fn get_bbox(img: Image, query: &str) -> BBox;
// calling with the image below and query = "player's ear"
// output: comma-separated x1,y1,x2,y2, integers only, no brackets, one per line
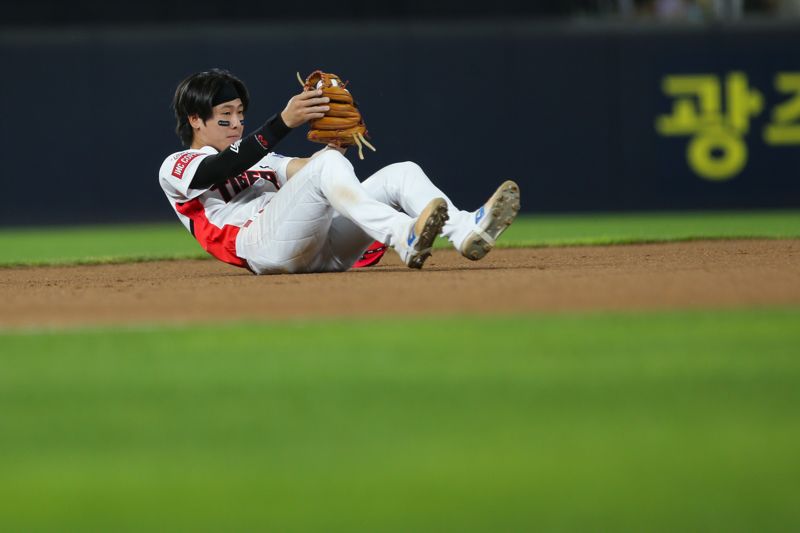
188,114,204,129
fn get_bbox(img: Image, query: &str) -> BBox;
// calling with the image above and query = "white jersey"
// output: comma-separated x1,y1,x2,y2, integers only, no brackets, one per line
158,146,292,267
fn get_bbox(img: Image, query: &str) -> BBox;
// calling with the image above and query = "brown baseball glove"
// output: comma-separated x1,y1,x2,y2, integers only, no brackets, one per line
297,70,376,160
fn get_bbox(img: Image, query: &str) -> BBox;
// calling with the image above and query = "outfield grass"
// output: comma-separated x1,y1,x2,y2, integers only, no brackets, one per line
0,223,201,267
1,309,799,531
502,209,800,246
1,209,798,266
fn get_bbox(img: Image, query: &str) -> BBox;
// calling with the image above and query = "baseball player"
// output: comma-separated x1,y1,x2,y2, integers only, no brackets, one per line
159,68,520,274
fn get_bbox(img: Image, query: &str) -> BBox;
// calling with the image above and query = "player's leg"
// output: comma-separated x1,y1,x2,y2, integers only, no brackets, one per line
359,162,471,247
235,164,337,274
358,161,520,260
318,214,375,271
324,160,461,269
311,152,449,271
238,151,447,273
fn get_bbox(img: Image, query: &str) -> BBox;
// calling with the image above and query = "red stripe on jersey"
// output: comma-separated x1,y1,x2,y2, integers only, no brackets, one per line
175,199,247,268
172,152,203,179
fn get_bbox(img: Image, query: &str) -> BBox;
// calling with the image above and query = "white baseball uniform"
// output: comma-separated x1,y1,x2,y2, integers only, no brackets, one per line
159,147,474,274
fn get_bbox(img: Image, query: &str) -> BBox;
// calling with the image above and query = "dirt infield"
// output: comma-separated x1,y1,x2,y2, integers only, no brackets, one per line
1,239,799,329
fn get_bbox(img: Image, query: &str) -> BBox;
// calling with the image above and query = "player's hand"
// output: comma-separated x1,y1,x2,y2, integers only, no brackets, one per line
281,89,330,128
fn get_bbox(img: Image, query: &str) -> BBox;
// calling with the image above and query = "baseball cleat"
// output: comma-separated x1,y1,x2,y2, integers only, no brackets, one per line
400,197,449,269
460,180,520,261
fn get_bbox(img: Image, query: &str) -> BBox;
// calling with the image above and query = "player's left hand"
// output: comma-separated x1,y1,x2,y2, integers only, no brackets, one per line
281,89,331,128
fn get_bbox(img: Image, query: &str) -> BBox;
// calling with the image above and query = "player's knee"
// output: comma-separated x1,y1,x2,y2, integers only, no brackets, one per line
317,149,351,167
392,161,425,178
314,150,353,181
392,161,431,187
316,150,359,190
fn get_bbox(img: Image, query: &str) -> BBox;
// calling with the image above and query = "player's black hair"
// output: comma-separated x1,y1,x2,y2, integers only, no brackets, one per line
172,68,250,147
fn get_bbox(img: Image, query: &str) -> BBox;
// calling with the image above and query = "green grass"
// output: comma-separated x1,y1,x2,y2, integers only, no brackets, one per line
500,209,800,247
1,210,798,267
2,309,799,531
0,223,202,267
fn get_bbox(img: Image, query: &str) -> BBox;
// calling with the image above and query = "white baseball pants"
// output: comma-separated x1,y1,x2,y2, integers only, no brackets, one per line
235,150,473,274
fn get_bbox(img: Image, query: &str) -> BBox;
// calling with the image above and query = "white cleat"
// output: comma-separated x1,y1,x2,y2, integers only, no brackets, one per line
398,197,449,269
460,180,520,261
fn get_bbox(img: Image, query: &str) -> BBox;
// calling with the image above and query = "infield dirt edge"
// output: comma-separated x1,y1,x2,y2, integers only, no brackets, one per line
1,239,798,329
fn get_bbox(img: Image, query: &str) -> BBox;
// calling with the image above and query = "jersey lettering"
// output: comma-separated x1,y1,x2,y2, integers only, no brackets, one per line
209,169,279,203
171,152,203,178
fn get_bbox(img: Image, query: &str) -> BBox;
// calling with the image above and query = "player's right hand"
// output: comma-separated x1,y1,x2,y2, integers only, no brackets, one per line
281,89,330,128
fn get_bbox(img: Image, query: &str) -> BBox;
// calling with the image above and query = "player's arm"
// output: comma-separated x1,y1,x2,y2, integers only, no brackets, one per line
189,114,290,189
190,90,330,189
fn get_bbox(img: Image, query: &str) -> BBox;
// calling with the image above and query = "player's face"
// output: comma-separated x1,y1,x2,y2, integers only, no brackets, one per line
190,98,245,151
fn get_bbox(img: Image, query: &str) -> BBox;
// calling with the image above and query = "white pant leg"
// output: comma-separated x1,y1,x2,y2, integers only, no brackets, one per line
362,162,475,245
325,161,476,267
236,151,411,274
364,162,475,248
